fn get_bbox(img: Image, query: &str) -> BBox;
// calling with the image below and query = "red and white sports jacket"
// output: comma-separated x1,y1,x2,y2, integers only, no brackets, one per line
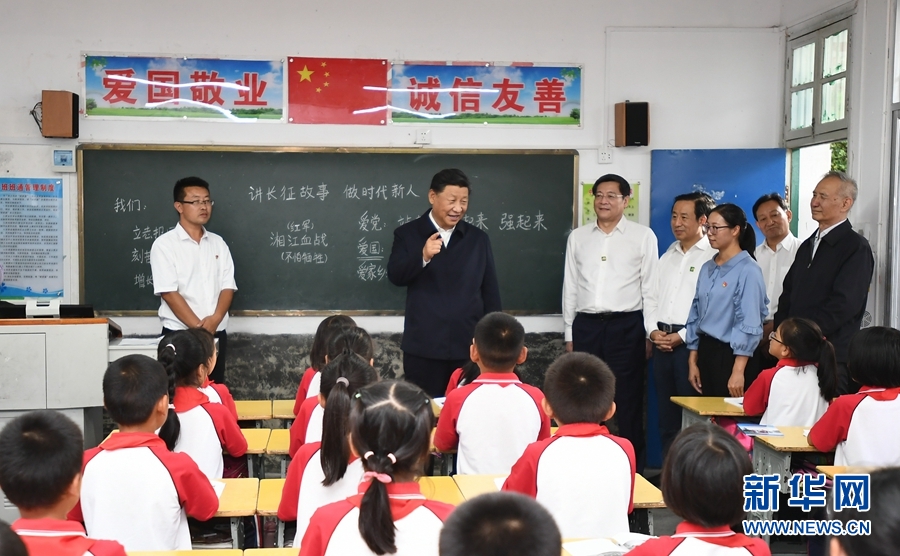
200,378,239,420
298,481,454,556
289,395,324,458
277,441,365,546
293,367,320,415
743,359,828,427
173,386,248,479
69,432,218,551
12,518,126,556
502,423,635,538
626,523,771,555
433,372,550,475
808,386,900,466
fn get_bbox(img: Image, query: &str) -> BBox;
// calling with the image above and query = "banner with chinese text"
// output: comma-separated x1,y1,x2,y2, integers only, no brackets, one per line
84,56,283,120
581,182,639,225
0,179,64,299
287,57,388,125
391,64,581,125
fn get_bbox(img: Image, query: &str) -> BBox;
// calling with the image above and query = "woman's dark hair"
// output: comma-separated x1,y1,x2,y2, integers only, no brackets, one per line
829,467,900,556
778,318,837,400
662,423,752,528
710,203,757,259
157,329,207,450
847,326,900,388
327,326,375,363
320,352,379,486
350,381,434,554
310,315,356,371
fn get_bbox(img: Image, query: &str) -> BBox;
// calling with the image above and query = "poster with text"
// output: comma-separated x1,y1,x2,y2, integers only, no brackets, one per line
581,182,639,226
0,179,64,298
84,56,283,121
391,64,581,125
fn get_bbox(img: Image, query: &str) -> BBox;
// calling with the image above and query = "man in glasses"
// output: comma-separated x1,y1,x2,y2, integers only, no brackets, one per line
150,176,237,384
562,173,658,471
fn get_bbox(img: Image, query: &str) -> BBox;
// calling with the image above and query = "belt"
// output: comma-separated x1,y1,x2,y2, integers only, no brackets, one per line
657,322,684,334
577,311,640,321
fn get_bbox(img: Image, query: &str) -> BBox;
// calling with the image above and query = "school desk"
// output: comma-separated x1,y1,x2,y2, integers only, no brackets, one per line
127,551,241,556
236,400,273,422
242,550,297,556
265,428,291,477
451,473,664,534
815,465,875,479
670,396,745,429
216,478,260,549
256,479,286,547
241,428,271,478
272,400,295,421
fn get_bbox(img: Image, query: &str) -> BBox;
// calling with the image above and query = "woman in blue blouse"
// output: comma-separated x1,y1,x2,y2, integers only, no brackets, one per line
686,204,768,397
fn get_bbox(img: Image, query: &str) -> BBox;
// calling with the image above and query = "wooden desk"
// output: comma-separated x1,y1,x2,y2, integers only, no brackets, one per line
241,428,271,478
670,396,745,429
452,473,664,534
243,550,297,556
266,429,291,477
816,465,874,479
432,399,442,418
236,400,273,421
272,400,295,421
215,478,260,549
128,551,241,556
418,476,465,505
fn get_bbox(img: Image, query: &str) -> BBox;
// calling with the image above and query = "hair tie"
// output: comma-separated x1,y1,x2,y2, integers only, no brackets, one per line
166,343,176,355
386,453,397,464
823,336,827,341
354,391,362,399
363,471,393,484
335,377,349,387
168,404,175,410
363,451,374,460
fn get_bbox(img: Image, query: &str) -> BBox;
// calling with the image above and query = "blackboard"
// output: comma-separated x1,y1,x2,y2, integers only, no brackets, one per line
79,146,577,313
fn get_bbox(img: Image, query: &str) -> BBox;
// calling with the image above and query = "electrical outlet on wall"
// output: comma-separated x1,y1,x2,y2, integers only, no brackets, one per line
415,130,432,145
598,150,612,164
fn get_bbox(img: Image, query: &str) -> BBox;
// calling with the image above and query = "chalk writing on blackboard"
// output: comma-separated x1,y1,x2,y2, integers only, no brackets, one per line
115,198,144,212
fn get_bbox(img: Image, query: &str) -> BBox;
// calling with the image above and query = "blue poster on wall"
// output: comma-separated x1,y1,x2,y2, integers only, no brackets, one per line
650,149,788,256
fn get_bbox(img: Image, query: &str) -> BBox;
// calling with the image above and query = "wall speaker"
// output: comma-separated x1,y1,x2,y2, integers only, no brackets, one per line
41,90,79,139
614,101,649,147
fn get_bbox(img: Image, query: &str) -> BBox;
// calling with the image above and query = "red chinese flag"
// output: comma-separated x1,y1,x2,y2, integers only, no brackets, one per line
288,57,388,125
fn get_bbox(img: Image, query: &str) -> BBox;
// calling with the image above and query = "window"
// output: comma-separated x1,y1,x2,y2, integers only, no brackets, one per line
785,18,851,147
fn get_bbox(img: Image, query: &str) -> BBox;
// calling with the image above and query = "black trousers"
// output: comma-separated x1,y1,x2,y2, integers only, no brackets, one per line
162,327,228,386
402,352,468,399
572,311,646,471
696,335,761,397
653,343,694,458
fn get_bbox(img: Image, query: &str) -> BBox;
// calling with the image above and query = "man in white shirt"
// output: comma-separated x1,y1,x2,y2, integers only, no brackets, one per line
647,192,716,456
563,173,658,470
752,193,801,361
150,177,237,384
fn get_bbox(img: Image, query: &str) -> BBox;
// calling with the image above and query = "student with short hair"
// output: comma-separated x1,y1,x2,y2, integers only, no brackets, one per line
503,352,635,538
434,312,550,474
828,466,900,556
743,317,836,426
300,380,454,556
626,424,770,555
0,411,126,556
291,326,376,457
158,329,247,479
279,352,379,546
809,326,900,466
189,326,238,419
69,355,218,551
439,491,561,556
294,315,358,414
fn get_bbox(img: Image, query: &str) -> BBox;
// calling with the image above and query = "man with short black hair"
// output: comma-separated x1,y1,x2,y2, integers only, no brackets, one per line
388,169,501,397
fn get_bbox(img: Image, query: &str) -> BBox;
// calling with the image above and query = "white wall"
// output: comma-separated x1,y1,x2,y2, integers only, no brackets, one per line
1,0,790,335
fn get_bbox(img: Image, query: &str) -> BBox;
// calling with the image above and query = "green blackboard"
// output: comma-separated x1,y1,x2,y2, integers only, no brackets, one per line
79,146,577,313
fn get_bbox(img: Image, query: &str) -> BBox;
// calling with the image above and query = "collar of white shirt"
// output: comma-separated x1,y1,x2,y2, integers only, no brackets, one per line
428,210,456,235
174,222,209,243
762,233,798,254
817,219,846,241
672,235,711,255
591,215,627,235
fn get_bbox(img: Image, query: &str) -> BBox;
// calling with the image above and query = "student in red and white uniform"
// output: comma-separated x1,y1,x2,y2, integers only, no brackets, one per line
293,315,357,415
443,361,479,397
439,492,562,556
190,327,239,419
158,330,248,479
744,317,836,426
0,410,127,556
434,312,550,474
809,326,900,466
626,423,770,556
503,352,635,538
70,355,218,551
290,326,376,457
279,351,379,546
300,380,454,556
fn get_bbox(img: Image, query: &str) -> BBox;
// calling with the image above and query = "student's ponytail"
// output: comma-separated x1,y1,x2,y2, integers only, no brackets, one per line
157,341,181,450
779,318,837,401
458,360,481,388
816,338,838,401
320,351,378,486
738,222,757,259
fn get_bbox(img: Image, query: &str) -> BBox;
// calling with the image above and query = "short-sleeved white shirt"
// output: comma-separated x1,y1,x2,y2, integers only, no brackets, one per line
150,222,237,331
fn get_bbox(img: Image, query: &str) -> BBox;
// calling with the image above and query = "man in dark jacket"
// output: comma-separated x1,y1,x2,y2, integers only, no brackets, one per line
775,170,874,394
388,168,502,397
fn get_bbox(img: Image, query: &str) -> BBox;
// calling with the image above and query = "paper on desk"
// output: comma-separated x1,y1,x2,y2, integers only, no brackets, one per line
432,397,446,408
562,539,627,556
724,397,744,408
609,532,653,548
493,476,509,490
737,423,784,437
114,336,164,346
803,429,810,437
211,479,226,499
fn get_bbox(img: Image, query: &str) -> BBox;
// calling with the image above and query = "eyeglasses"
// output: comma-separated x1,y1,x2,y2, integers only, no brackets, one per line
180,199,215,207
594,193,625,201
706,224,733,235
768,331,783,345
